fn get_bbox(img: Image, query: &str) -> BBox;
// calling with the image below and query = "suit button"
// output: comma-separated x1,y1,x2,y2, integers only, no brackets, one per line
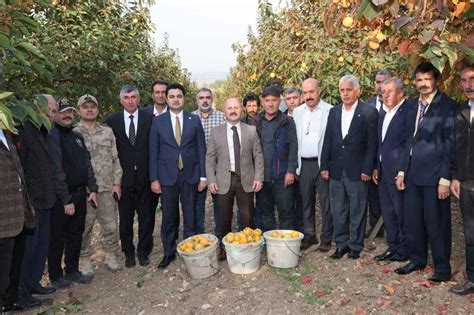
342,145,344,148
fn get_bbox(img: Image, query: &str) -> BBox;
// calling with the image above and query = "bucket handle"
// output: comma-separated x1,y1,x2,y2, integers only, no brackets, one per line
281,241,301,258
177,251,220,271
226,247,263,266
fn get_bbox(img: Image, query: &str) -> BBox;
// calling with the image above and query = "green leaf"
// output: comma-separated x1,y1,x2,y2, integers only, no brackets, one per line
431,45,443,57
0,33,12,49
462,5,474,20
441,46,458,69
0,104,16,131
17,42,45,59
418,29,435,45
11,49,31,67
431,55,447,73
359,0,381,20
16,14,39,29
0,92,14,100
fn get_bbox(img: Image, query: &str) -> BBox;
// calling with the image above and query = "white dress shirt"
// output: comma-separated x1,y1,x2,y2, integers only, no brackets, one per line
341,100,358,139
153,105,168,117
226,122,241,172
375,97,382,112
300,105,323,158
170,110,183,138
381,99,404,142
469,100,474,124
0,129,10,150
123,109,139,137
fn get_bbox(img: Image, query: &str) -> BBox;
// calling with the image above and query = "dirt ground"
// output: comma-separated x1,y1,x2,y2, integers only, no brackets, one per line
29,198,473,314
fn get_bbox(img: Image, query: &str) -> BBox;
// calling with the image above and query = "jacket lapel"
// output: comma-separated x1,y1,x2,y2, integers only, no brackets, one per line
335,105,343,140
417,91,441,131
378,110,386,143
239,123,246,158
117,112,129,146
460,102,471,123
346,102,363,138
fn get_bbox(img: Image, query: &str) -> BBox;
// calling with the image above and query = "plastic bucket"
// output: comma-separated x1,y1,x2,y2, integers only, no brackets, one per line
263,230,304,268
222,237,264,275
177,234,219,279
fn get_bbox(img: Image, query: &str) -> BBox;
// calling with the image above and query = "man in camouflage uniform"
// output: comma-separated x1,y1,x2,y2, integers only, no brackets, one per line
74,94,122,276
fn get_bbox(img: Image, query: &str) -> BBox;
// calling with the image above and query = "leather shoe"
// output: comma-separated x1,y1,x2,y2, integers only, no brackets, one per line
348,250,360,259
138,255,150,266
157,254,176,269
394,263,423,275
374,251,394,261
218,247,226,261
300,237,318,251
389,253,408,262
330,247,349,259
318,241,331,252
449,280,474,295
13,295,42,310
125,255,136,268
31,285,57,295
1,304,13,312
429,272,451,282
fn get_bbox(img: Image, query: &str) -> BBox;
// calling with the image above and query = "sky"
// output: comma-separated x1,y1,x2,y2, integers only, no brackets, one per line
150,0,259,78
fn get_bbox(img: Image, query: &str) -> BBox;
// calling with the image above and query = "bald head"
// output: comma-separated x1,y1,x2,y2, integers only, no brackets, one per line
302,78,321,109
223,98,242,124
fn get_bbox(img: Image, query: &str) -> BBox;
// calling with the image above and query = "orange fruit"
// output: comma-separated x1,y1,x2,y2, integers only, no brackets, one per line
342,16,353,28
291,231,300,238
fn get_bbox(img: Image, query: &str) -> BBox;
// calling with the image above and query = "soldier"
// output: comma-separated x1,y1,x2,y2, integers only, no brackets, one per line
74,94,122,277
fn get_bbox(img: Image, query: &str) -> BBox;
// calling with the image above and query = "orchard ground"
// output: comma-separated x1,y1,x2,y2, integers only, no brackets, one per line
30,197,472,314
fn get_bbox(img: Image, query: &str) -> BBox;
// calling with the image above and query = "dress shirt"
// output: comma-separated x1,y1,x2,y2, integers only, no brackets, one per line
153,105,167,117
381,99,404,142
375,96,382,112
170,110,183,138
0,129,9,150
469,100,474,124
192,109,226,145
226,122,241,172
300,104,323,158
123,109,138,137
341,100,358,139
413,90,437,136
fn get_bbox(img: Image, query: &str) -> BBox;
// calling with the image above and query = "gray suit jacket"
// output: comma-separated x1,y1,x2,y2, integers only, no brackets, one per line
206,123,264,194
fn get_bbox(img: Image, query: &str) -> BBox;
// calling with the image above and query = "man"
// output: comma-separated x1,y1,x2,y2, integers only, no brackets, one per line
106,85,157,268
75,94,122,277
365,69,392,238
150,83,206,269
265,79,287,112
143,80,168,116
394,62,457,282
372,78,408,262
11,95,57,311
450,64,474,295
320,75,378,259
206,98,264,261
241,92,261,124
293,78,333,251
283,87,301,117
47,98,98,287
192,88,225,235
251,86,298,231
0,127,34,313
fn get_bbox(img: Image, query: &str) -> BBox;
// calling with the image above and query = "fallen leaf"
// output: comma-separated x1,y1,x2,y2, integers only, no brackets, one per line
399,39,411,55
355,306,366,314
383,284,396,295
468,295,474,303
340,298,350,306
354,261,364,270
424,266,433,274
314,291,325,297
302,275,313,284
381,268,391,273
413,279,432,288
438,305,448,312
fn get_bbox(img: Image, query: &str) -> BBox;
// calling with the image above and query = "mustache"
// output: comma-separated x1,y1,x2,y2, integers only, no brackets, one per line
306,98,314,101
229,112,238,116
464,89,474,93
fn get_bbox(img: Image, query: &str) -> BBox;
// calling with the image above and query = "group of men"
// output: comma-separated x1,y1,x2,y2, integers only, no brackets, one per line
1,61,474,313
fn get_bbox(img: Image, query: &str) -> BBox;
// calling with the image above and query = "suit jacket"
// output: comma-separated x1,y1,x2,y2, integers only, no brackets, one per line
376,101,407,183
106,109,154,189
366,96,378,109
142,104,154,116
320,100,378,181
401,91,457,186
292,100,332,171
149,111,206,186
0,130,34,238
452,102,474,181
206,123,264,194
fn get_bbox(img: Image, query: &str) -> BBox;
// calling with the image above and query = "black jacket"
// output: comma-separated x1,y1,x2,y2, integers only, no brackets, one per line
452,102,474,181
13,121,56,210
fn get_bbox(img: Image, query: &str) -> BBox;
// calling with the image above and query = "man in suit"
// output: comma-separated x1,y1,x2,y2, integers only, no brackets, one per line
450,64,474,295
149,83,206,269
394,62,457,282
320,75,378,259
0,128,34,312
364,69,391,238
206,98,264,261
106,85,158,268
294,78,333,251
284,87,301,117
372,78,408,262
143,80,168,116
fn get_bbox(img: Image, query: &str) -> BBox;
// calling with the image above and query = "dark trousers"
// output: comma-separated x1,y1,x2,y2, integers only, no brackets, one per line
292,180,304,233
195,189,220,235
366,181,382,230
404,174,451,273
378,176,406,255
258,179,294,231
298,159,332,242
5,230,26,305
460,187,474,281
216,173,255,238
48,192,87,281
329,172,368,251
19,209,51,298
119,185,158,257
237,196,262,231
160,171,197,256
0,237,15,307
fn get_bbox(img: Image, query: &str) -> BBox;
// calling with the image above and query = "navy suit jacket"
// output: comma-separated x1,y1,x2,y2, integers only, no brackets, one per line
401,91,457,186
377,101,407,183
142,104,154,116
320,101,378,181
149,111,206,186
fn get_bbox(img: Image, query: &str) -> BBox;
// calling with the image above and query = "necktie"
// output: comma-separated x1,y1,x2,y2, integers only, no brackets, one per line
417,101,428,126
175,116,183,170
129,115,136,146
231,126,240,175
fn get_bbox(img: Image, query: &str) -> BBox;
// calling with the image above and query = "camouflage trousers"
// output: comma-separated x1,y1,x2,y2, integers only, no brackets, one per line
80,191,120,257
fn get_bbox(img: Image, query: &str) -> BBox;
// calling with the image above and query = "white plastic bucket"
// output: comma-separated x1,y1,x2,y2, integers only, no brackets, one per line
222,237,264,275
263,230,304,268
177,234,219,279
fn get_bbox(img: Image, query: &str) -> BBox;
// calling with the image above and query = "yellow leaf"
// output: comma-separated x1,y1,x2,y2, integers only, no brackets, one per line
383,284,396,295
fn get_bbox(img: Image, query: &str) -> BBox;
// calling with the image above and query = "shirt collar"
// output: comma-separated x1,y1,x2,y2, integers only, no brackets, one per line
382,99,404,113
468,100,474,108
124,109,138,119
227,121,240,129
342,100,358,112
303,102,321,112
154,105,167,116
420,90,437,105
170,110,183,119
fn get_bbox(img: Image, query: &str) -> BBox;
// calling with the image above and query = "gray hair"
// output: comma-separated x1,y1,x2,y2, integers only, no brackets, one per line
283,87,301,96
339,75,360,89
40,94,57,109
383,77,404,93
376,68,393,78
119,84,139,99
196,87,213,96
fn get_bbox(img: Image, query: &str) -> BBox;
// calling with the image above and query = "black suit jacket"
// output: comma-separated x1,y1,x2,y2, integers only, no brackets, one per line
320,101,378,181
106,109,154,189
452,101,474,181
